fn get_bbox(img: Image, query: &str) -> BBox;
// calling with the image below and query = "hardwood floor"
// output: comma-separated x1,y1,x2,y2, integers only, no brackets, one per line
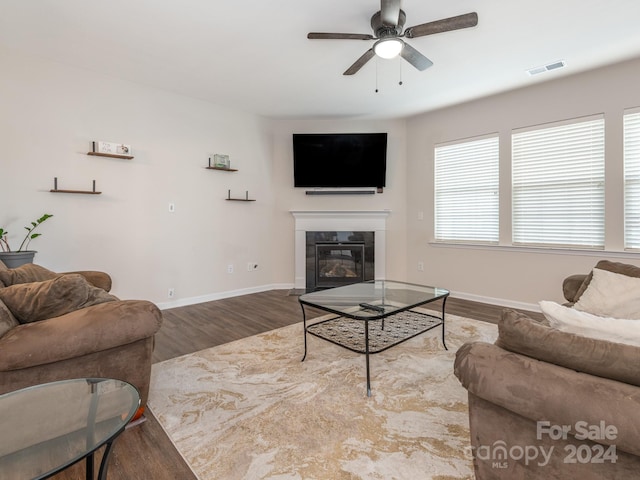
152,290,325,364
51,290,543,480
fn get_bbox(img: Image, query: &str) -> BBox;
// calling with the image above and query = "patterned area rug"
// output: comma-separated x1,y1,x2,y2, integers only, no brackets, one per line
148,310,498,480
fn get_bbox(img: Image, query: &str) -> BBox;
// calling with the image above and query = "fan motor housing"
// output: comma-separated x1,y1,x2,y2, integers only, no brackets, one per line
371,9,406,37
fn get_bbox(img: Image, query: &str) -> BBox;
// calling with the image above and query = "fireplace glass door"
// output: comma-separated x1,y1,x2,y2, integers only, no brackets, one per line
315,243,365,288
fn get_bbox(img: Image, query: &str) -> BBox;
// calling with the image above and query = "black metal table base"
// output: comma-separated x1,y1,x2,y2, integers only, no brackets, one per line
301,299,448,396
85,436,119,480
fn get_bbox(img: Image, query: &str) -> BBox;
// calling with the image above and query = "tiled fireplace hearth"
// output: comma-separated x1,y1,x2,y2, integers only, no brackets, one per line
291,210,390,290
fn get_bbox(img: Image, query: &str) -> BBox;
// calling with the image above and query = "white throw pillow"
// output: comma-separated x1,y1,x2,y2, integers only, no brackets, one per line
539,300,640,347
573,267,640,319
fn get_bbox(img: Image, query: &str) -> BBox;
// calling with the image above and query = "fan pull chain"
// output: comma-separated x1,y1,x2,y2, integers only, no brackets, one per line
399,58,403,86
375,57,379,93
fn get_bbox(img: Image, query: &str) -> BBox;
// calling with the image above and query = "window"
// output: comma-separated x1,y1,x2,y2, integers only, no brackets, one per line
624,110,640,249
512,116,605,248
434,135,499,243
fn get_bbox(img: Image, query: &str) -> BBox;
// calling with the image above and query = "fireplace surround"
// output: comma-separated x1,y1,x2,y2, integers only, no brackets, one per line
291,210,390,290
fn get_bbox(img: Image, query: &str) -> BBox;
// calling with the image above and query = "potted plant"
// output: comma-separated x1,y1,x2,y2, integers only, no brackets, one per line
0,214,53,268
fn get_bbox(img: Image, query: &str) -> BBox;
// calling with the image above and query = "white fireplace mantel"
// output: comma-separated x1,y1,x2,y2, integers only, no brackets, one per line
291,210,390,289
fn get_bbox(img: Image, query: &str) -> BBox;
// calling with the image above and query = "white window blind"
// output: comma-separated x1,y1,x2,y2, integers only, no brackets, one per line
434,136,499,243
624,110,640,249
512,117,605,248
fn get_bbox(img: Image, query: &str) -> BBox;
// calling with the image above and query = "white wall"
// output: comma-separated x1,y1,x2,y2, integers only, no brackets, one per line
406,56,640,309
6,46,639,312
0,49,409,308
0,49,276,306
268,118,408,285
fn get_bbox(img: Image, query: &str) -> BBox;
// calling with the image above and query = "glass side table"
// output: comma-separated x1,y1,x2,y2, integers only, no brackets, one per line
0,378,140,480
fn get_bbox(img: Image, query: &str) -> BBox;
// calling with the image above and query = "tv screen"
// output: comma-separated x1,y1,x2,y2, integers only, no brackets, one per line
293,133,387,188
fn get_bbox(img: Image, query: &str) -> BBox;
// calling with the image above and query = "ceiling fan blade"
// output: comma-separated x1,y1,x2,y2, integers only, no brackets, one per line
343,48,375,75
380,0,401,26
404,12,478,38
400,41,433,71
308,32,374,40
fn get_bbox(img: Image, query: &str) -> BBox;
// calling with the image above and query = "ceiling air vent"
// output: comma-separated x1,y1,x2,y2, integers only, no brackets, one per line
526,60,566,76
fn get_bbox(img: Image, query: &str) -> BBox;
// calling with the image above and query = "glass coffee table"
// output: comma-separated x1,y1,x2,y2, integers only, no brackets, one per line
0,378,140,480
299,280,449,396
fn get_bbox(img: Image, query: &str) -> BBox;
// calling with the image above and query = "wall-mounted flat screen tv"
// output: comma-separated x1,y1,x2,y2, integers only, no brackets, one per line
293,133,387,188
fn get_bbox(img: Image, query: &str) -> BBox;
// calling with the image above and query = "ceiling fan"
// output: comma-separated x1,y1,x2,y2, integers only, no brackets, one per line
307,0,478,75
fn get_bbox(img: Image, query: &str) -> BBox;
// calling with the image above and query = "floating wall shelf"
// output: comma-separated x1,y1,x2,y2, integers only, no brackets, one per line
206,166,238,172
226,190,255,202
51,189,102,195
50,177,102,195
87,151,133,160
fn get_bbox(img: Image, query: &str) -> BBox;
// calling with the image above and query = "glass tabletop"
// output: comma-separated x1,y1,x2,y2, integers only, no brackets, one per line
0,378,140,480
299,280,449,319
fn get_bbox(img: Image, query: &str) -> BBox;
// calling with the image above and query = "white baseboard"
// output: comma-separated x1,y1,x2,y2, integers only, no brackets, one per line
156,283,295,310
449,290,541,313
156,283,539,314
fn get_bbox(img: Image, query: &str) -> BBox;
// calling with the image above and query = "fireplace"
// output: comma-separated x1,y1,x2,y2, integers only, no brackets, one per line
306,231,374,290
291,210,390,291
316,243,364,287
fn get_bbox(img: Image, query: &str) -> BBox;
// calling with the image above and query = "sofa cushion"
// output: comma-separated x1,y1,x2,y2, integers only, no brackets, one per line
0,263,58,287
562,273,588,304
572,268,640,319
64,270,113,292
0,274,118,324
0,259,7,288
574,260,640,301
0,299,19,337
496,309,640,387
0,299,162,371
540,300,640,346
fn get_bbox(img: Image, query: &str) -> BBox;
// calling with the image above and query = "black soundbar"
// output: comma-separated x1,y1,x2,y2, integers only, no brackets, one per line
305,190,376,195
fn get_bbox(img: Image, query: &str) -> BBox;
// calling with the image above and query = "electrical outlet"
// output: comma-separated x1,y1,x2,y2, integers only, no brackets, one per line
168,288,175,298
227,264,234,274
417,261,424,272
247,262,258,271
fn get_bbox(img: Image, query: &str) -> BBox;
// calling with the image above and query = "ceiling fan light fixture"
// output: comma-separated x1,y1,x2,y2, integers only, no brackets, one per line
373,38,403,59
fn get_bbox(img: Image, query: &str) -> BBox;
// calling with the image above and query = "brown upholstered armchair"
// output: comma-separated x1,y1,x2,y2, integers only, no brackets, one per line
0,261,163,418
454,261,640,479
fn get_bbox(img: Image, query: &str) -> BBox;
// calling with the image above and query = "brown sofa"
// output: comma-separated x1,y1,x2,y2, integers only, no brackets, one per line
454,261,640,479
0,261,163,417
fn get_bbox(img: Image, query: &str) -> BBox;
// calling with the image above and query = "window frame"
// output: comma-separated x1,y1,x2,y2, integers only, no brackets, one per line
624,107,640,250
433,133,500,245
511,115,605,250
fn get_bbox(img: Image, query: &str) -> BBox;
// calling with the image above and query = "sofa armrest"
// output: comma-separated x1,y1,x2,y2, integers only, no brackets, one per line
0,300,162,371
63,270,112,292
454,341,640,457
562,274,587,303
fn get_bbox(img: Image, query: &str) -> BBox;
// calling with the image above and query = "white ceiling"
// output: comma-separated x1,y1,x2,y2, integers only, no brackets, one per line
2,0,640,120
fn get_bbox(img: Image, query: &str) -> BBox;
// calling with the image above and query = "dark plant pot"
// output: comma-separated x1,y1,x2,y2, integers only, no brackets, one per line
0,251,37,268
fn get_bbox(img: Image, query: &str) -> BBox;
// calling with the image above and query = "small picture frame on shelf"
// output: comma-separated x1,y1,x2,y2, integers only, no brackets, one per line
212,154,230,169
92,140,132,156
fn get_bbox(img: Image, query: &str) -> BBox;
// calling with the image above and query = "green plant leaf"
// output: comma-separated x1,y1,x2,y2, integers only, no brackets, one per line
16,213,54,252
